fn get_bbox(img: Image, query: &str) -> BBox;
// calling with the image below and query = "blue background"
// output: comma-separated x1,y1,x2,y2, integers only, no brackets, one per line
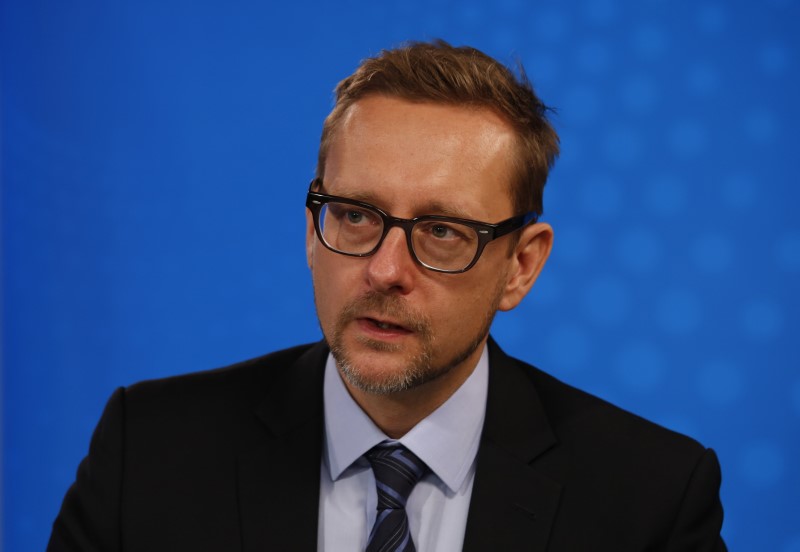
3,0,798,550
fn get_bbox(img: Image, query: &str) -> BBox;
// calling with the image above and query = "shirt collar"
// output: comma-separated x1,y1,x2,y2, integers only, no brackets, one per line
323,346,489,494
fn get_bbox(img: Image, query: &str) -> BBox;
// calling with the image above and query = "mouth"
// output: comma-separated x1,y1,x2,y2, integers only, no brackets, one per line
357,316,413,336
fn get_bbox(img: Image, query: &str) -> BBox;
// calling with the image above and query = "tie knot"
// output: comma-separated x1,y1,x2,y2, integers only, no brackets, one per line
366,443,429,509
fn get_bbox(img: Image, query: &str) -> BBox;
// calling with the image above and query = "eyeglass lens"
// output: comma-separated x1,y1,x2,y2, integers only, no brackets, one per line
318,202,480,271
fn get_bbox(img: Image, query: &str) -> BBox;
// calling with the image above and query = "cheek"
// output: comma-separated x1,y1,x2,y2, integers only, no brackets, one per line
429,274,498,323
453,265,509,315
311,256,334,322
305,212,317,269
312,252,360,322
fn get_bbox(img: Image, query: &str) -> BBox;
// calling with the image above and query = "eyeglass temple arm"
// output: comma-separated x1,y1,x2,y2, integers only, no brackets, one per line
493,212,539,239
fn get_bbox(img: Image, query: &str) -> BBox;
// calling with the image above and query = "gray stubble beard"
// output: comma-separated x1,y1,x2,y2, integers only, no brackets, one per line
326,285,503,395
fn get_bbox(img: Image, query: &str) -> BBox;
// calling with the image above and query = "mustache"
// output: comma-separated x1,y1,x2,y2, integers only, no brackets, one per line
339,292,432,335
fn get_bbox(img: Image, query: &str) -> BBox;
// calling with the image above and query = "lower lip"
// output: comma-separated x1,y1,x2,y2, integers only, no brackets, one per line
355,318,413,339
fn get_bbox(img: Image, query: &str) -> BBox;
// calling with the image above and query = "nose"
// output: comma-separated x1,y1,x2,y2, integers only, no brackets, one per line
365,227,417,294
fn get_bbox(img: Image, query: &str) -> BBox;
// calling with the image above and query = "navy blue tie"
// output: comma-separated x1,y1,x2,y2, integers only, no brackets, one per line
365,443,429,552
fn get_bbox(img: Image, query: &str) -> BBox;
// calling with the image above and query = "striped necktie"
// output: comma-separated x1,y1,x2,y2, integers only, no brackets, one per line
365,443,430,552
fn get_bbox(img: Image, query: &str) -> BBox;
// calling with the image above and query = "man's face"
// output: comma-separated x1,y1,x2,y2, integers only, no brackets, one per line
307,96,540,397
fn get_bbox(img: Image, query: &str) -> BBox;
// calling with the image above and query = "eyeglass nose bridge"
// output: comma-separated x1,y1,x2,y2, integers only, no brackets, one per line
369,214,423,262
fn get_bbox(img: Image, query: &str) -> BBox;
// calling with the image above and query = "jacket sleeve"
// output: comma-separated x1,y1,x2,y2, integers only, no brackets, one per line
665,447,727,552
47,387,126,552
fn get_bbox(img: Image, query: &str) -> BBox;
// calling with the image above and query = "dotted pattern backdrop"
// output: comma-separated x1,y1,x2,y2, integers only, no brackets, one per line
3,1,798,550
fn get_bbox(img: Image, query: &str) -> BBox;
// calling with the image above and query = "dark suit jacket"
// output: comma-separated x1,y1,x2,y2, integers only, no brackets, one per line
49,338,726,551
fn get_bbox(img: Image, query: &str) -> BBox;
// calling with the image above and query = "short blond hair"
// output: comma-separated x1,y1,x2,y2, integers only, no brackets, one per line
316,39,559,216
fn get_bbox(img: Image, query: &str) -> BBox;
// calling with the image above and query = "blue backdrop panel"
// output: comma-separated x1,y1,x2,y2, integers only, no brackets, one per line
3,1,798,550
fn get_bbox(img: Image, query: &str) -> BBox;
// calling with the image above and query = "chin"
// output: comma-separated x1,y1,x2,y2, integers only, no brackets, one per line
333,344,438,395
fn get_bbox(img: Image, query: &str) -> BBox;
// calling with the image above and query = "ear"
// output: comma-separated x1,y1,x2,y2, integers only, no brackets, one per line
305,209,316,269
498,222,553,311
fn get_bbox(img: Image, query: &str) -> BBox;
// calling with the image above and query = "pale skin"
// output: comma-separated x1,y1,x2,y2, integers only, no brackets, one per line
307,95,553,438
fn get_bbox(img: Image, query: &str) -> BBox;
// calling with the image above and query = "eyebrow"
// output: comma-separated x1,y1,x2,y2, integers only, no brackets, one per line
330,188,477,220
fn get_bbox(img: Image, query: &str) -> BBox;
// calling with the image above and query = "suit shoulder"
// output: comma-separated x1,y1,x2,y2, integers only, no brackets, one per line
512,354,707,458
485,343,725,548
124,341,324,406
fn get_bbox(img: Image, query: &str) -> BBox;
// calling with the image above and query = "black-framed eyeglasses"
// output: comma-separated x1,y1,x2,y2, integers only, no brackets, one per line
305,179,538,273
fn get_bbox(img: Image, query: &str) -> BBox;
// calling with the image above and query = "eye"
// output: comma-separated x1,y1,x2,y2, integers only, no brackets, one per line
327,203,376,225
346,210,364,223
431,224,454,239
421,221,470,242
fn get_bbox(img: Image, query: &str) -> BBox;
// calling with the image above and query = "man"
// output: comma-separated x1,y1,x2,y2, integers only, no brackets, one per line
49,40,726,551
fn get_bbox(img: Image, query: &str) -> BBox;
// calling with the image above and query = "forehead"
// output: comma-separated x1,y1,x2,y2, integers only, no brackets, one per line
323,96,517,220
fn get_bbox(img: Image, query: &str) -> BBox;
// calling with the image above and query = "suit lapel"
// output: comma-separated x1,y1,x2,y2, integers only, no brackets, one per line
234,338,562,550
462,338,562,552
237,341,329,552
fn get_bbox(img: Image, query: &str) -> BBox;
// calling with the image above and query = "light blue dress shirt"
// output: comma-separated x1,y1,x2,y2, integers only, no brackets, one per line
317,346,489,551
